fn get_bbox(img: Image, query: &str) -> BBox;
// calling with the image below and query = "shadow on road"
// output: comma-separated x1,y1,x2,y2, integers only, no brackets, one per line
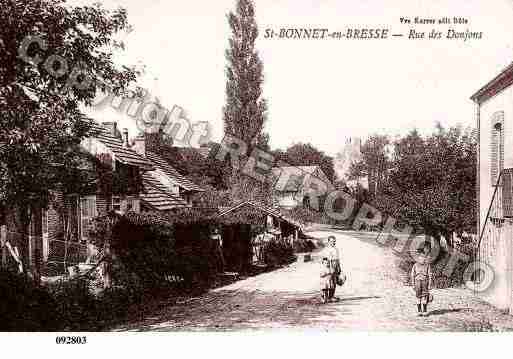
427,308,469,316
113,288,382,331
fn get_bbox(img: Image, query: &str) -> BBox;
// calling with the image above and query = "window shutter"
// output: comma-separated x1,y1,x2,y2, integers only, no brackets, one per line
491,111,504,185
491,127,498,184
503,169,513,218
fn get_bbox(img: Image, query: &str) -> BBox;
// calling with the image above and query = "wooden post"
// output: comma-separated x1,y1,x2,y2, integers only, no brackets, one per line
28,205,42,284
1,225,6,269
103,241,112,289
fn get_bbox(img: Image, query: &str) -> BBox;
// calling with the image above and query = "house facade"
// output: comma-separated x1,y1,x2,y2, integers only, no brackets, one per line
2,121,154,275
272,165,334,209
472,62,513,312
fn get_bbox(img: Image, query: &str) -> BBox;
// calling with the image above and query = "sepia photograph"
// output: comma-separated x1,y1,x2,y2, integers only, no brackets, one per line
2,0,513,353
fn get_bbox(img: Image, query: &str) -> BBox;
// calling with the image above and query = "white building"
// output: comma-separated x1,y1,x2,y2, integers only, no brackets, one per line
272,165,334,209
472,62,513,312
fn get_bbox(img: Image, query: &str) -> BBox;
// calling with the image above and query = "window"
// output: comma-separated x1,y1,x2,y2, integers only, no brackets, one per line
126,198,133,211
42,209,48,235
42,209,49,262
491,111,504,186
80,196,97,243
112,196,121,213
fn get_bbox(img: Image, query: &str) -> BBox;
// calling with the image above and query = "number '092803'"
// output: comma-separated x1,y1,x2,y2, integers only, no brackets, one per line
55,336,87,344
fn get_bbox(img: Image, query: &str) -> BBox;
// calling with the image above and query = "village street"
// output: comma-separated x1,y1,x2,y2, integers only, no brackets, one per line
113,231,513,332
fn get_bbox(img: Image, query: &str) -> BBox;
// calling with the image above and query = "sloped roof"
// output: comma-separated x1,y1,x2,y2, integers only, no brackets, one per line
88,122,154,171
145,151,204,192
272,165,331,192
140,172,188,210
218,200,302,229
471,62,513,104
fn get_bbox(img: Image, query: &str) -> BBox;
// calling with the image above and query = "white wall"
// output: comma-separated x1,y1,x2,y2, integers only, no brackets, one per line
276,192,301,208
478,84,513,310
479,85,513,229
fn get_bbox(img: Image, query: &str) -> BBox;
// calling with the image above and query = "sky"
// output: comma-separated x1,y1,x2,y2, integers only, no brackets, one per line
78,0,513,156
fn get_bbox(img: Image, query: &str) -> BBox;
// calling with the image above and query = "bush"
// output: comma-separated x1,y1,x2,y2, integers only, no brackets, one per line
0,270,60,331
49,277,99,330
90,211,219,290
171,243,218,288
400,245,474,289
284,206,335,226
293,238,316,253
263,240,295,267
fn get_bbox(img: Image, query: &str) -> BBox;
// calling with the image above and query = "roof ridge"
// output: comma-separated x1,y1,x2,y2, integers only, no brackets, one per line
145,150,204,192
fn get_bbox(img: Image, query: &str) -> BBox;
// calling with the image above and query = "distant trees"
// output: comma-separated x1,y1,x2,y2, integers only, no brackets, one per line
372,125,477,246
349,134,391,199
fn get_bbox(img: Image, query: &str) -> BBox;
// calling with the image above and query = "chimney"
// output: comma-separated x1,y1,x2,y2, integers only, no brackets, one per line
146,129,166,152
134,135,146,157
102,121,119,138
122,128,129,148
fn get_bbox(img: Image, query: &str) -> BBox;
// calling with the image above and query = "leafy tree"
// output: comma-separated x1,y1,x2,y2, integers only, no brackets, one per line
0,0,137,280
349,134,391,199
223,0,272,203
376,125,477,246
223,0,268,154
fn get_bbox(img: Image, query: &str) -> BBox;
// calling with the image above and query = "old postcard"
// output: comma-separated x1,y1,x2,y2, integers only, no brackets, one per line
1,0,513,354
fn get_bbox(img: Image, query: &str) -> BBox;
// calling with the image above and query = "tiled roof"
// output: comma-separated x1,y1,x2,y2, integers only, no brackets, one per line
471,62,513,104
271,166,315,192
140,172,188,210
88,122,154,171
146,151,204,192
218,200,302,229
272,165,333,192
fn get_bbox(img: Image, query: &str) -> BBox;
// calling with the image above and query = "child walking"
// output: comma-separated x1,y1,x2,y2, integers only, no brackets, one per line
411,242,433,316
320,257,334,304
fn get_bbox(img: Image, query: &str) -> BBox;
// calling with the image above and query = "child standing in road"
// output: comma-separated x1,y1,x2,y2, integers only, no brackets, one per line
320,257,334,304
411,242,434,316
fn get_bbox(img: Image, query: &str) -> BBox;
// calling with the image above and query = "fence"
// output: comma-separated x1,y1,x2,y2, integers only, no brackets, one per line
46,239,88,276
1,226,87,276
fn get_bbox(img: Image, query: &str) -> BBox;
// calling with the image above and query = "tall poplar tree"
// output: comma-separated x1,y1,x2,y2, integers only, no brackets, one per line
223,0,268,153
222,0,271,204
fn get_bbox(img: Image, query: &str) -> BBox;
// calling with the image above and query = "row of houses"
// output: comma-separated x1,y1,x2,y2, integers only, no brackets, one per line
1,120,312,277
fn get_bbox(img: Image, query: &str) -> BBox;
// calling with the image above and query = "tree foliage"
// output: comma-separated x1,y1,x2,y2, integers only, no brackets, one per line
376,125,477,244
222,0,273,204
348,134,391,198
0,0,138,276
222,0,268,152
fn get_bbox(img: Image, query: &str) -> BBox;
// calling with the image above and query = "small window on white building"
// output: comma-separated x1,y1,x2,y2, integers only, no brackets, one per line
491,111,504,186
